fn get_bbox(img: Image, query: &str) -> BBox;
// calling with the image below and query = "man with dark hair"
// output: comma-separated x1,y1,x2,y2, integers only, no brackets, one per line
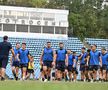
66,49,76,82
78,47,88,82
54,42,68,81
0,36,15,81
10,42,20,80
17,42,31,80
100,47,108,82
40,42,55,82
106,50,108,82
73,51,78,81
87,44,102,82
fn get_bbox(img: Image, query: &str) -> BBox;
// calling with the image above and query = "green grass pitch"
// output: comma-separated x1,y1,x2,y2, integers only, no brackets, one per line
0,80,108,90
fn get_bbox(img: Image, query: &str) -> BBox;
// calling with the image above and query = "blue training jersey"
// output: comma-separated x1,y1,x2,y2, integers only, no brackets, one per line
42,47,53,61
56,49,67,61
12,48,20,61
79,52,87,65
18,49,29,64
68,54,75,66
89,50,100,65
101,52,108,65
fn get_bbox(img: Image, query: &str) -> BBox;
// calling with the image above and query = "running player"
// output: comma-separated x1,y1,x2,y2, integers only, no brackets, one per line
40,42,55,81
73,51,78,81
87,44,102,82
10,42,20,80
100,47,108,82
0,36,15,81
17,42,31,80
107,50,108,82
66,49,76,82
54,42,68,81
78,47,88,81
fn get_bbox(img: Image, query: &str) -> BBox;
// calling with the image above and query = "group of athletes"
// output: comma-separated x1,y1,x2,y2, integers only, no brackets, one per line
0,36,34,81
0,36,108,82
40,42,108,82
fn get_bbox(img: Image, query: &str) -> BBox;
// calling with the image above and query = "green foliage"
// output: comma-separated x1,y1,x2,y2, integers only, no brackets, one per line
30,0,47,8
68,0,108,40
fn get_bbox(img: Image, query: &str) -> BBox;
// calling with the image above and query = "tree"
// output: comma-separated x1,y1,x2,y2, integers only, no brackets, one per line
0,0,107,39
30,0,48,8
68,0,108,39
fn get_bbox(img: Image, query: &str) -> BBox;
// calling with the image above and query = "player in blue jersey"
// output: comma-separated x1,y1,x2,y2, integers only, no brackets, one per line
87,44,102,82
73,51,79,81
40,42,55,82
100,47,108,82
10,42,20,80
78,47,88,81
66,49,76,82
54,42,68,81
17,42,31,80
106,49,108,82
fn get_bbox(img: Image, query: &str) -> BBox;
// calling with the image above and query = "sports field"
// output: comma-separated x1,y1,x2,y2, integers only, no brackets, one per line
0,80,108,90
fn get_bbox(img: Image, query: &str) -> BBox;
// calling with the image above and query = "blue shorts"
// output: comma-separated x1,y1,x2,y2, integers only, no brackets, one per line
20,63,28,68
89,65,99,71
12,61,19,67
56,61,65,72
101,65,107,70
80,64,89,71
43,61,52,68
107,66,108,72
67,65,72,72
67,65,76,72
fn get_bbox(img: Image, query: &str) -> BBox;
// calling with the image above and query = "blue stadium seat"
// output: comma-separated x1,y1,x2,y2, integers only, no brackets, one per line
1,37,107,79
86,38,108,50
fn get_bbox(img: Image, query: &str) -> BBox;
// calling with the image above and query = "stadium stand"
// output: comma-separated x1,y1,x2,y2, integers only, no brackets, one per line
0,37,108,79
85,38,108,50
0,37,84,79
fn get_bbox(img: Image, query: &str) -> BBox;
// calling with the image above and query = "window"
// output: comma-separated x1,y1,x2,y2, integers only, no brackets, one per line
43,26,54,34
16,25,28,32
30,26,41,33
3,24,15,32
55,27,67,34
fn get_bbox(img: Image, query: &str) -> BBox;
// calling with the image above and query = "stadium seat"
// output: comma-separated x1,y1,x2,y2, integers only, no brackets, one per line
1,37,107,79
